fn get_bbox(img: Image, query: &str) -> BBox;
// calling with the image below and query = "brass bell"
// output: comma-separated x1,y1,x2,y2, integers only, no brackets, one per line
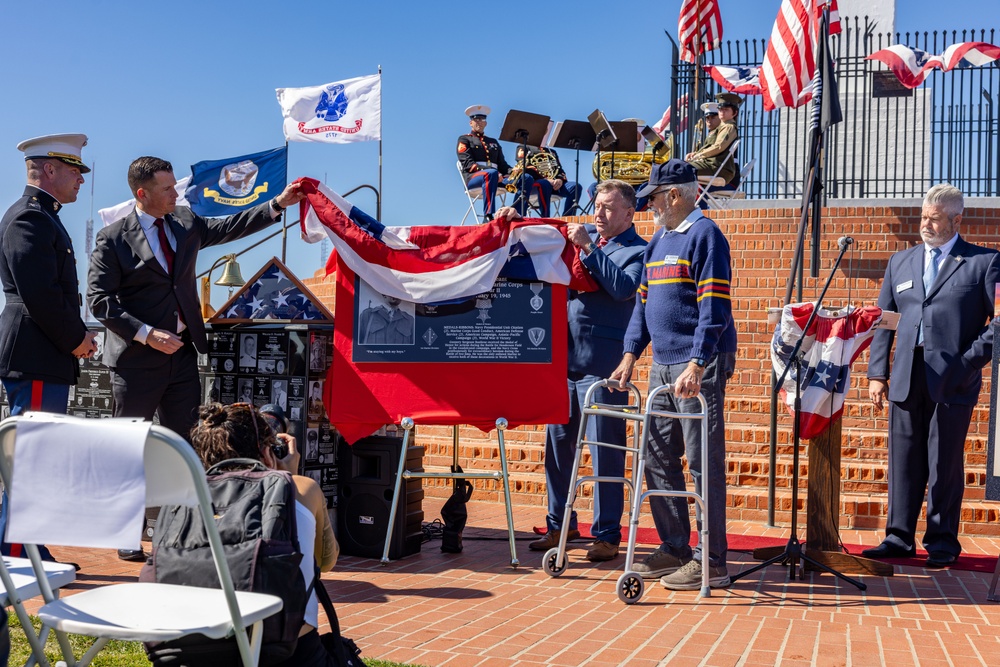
215,255,245,287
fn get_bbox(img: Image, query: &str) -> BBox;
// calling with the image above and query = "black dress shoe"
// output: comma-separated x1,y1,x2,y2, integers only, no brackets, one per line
861,542,916,559
117,548,147,562
926,551,957,568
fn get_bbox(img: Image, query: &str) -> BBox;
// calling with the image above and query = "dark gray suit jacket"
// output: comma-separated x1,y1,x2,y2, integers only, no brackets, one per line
568,225,647,378
88,203,276,370
867,235,1000,405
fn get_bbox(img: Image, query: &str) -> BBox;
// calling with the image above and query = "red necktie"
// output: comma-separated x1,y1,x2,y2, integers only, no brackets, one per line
597,237,608,248
153,218,174,274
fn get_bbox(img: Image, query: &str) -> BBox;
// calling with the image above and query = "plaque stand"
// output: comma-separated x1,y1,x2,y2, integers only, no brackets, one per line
381,418,519,568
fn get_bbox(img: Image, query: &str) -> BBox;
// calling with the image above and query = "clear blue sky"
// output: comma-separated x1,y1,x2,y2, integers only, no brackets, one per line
0,0,993,313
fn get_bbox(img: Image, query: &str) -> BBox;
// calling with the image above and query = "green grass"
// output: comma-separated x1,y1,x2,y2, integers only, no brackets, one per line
7,613,429,666
8,612,148,666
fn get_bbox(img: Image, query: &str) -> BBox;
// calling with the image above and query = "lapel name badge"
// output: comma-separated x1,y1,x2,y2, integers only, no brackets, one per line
896,280,913,293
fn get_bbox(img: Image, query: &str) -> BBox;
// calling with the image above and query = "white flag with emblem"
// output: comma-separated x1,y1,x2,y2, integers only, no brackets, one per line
276,74,381,144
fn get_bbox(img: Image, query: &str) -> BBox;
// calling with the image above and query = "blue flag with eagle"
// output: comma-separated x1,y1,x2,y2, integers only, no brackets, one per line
184,146,287,217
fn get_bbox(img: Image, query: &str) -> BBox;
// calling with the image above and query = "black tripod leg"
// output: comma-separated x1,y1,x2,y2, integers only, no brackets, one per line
729,549,793,582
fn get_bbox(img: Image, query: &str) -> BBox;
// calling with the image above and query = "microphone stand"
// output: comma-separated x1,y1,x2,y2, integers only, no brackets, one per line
729,238,866,590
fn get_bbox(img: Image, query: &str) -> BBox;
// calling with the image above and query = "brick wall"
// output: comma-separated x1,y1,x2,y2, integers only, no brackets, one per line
303,204,1000,535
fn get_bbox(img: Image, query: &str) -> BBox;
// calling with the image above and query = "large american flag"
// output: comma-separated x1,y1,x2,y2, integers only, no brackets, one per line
678,0,723,63
760,0,841,111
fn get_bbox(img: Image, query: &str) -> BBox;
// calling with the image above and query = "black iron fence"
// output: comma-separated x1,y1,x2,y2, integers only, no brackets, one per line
670,17,999,199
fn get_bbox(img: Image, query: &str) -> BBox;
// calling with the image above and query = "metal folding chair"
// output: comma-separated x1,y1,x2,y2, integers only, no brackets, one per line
0,556,76,667
703,158,756,209
457,161,506,225
0,414,283,667
695,138,741,209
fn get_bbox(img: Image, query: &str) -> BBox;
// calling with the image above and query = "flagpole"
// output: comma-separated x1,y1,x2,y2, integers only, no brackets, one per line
378,65,383,221
691,1,704,153
282,140,289,265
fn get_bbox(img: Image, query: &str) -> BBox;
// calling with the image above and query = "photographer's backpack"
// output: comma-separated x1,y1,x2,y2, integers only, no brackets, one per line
140,459,308,666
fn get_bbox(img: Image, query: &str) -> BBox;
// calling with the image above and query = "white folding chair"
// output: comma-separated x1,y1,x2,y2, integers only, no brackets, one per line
0,556,76,667
457,161,506,225
703,158,756,209
0,415,283,667
695,138,741,208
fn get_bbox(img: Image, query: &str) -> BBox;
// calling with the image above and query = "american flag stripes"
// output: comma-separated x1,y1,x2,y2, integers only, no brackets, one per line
678,0,723,63
760,0,841,111
772,303,882,439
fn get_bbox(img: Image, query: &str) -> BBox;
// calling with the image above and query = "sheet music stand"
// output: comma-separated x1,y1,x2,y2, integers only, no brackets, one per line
641,126,669,158
500,110,551,213
381,418,520,568
549,120,597,216
588,111,638,184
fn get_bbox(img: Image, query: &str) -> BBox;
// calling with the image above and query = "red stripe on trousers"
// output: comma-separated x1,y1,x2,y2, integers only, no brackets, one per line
10,381,47,556
30,380,44,410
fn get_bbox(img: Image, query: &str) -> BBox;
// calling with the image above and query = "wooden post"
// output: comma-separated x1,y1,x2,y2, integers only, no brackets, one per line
805,415,893,576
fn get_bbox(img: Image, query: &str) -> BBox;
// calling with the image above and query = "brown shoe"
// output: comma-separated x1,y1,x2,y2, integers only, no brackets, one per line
528,528,581,551
586,540,620,562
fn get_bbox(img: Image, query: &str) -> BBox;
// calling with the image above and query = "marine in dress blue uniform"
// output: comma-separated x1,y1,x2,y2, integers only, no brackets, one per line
0,133,98,560
457,105,533,219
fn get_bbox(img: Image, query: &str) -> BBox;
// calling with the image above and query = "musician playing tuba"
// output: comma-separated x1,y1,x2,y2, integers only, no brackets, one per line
457,105,534,221
685,94,741,189
514,145,584,218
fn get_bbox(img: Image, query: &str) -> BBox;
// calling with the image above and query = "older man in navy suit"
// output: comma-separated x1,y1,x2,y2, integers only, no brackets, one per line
502,180,647,561
865,184,1000,568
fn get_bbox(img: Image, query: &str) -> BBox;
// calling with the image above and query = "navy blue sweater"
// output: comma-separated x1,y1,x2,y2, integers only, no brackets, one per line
623,212,737,365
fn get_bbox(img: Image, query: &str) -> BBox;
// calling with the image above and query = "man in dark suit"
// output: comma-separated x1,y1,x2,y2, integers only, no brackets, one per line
506,180,647,561
865,184,1000,568
88,156,303,559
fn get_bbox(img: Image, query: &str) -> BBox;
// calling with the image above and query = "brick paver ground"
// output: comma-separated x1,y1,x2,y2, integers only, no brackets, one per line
36,496,1000,667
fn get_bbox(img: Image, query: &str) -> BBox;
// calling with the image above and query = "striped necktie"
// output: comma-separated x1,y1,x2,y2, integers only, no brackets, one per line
918,247,941,345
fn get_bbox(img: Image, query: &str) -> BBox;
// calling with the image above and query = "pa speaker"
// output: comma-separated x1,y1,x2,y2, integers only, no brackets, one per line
337,436,424,560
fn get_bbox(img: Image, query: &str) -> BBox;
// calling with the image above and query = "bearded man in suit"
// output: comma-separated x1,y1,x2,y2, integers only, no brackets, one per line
865,183,1000,568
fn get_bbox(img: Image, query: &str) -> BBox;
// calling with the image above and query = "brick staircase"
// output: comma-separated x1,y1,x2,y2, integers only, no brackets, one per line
303,204,1000,538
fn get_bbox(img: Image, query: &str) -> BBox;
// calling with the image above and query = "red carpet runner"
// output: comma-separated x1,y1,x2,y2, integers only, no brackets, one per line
532,525,998,574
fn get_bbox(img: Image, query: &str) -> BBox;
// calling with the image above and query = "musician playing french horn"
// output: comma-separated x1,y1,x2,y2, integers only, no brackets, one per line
685,93,741,187
514,145,584,218
457,105,534,220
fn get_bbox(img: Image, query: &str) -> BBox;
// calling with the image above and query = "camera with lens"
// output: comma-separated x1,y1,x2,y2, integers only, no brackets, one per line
259,403,290,460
